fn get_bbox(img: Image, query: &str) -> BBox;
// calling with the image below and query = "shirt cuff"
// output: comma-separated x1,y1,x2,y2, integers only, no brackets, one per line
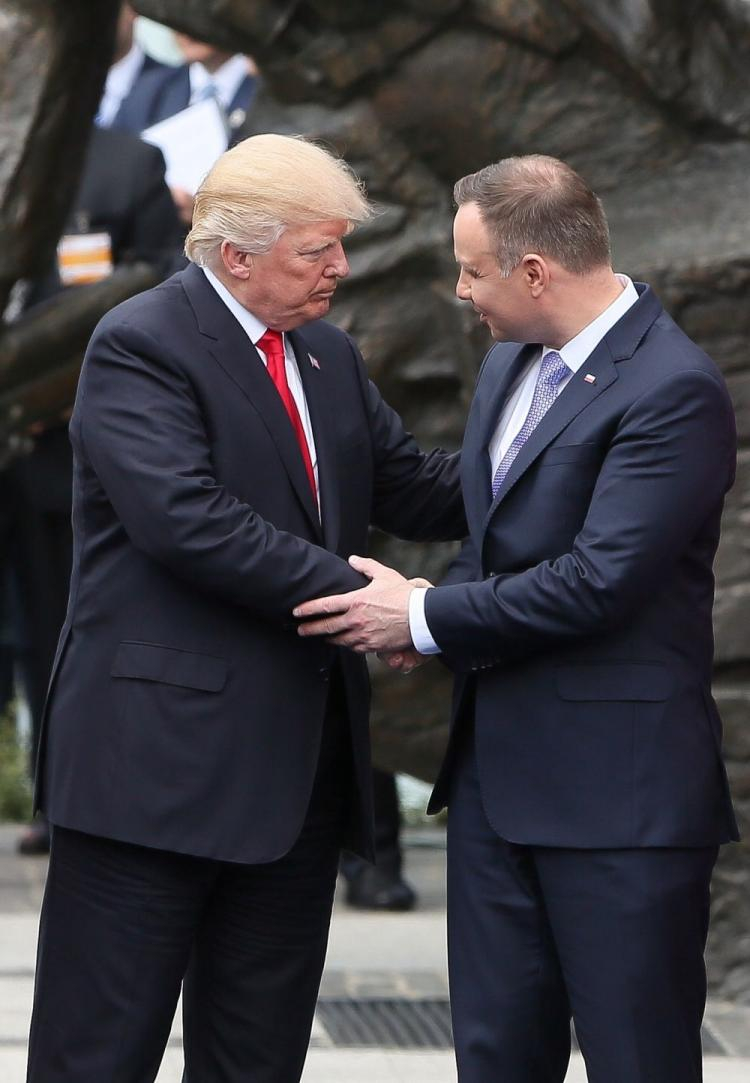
408,587,441,655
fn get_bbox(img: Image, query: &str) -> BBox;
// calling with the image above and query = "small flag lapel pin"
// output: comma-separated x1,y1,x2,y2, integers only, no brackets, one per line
584,373,596,384
309,354,321,370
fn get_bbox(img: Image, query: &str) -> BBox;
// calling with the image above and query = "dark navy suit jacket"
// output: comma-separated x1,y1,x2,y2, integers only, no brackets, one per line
36,263,464,864
109,54,168,133
427,284,738,849
115,63,256,144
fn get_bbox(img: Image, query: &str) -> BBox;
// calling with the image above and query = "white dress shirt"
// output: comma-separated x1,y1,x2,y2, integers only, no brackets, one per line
96,44,147,128
409,274,640,654
202,267,320,510
188,55,250,111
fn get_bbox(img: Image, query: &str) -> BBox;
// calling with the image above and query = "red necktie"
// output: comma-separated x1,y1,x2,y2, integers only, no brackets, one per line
257,330,317,501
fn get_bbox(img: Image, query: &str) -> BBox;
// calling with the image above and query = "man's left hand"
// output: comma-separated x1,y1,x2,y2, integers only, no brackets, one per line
293,555,424,652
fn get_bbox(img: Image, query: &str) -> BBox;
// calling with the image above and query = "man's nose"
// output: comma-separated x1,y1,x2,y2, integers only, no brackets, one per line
326,243,349,279
456,269,471,300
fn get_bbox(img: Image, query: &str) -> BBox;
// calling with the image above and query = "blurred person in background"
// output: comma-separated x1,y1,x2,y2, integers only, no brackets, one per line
96,2,168,131
117,32,258,225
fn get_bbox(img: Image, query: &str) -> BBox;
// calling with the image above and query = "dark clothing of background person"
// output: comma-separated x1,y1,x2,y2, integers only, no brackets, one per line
116,60,257,146
27,124,184,305
0,474,18,714
106,52,167,132
341,768,417,910
6,125,182,851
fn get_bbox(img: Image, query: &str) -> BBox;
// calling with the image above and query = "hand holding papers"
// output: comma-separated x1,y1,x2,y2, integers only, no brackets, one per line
141,97,229,195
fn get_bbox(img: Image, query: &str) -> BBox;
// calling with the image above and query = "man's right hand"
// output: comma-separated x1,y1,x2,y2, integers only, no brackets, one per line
378,574,432,672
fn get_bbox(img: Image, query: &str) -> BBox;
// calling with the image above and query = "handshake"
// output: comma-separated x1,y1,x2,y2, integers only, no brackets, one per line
293,555,433,675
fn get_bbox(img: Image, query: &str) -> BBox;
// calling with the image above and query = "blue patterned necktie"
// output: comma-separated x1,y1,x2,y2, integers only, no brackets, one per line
491,350,570,497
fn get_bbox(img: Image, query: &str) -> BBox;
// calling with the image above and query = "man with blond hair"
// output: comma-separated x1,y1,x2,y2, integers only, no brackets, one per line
295,154,739,1081
26,134,464,1083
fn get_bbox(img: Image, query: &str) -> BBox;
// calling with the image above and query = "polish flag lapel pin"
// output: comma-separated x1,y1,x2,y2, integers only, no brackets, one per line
584,373,596,384
309,354,321,370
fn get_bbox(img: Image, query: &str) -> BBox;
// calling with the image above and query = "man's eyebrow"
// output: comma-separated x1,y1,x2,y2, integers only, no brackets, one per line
298,241,334,253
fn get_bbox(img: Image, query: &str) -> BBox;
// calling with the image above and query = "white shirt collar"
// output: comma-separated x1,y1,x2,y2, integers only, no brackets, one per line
546,274,639,373
189,55,250,110
202,266,273,346
97,44,145,127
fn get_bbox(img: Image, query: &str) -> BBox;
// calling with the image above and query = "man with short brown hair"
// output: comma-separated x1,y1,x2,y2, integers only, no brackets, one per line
296,153,738,1082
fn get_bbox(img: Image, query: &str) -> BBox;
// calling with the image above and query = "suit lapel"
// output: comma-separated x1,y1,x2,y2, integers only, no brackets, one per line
181,265,322,540
467,344,536,532
289,329,341,552
480,282,662,531
482,341,618,532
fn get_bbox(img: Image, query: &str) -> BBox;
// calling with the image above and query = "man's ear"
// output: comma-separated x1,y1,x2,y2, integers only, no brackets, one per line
520,253,549,298
220,240,253,280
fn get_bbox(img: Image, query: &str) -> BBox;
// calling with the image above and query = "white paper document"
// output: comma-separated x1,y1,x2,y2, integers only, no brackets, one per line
141,98,229,194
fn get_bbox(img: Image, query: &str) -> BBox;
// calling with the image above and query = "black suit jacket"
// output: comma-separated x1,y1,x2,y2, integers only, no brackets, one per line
36,263,465,863
74,126,183,272
27,125,183,310
109,54,167,133
427,285,738,849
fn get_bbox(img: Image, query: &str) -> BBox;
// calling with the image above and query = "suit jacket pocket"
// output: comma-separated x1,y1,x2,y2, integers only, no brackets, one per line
110,641,227,693
556,663,671,701
537,442,600,467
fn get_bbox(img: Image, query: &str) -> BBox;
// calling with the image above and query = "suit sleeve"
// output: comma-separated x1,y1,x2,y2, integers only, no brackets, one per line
76,318,367,625
441,533,481,587
346,334,467,542
424,369,735,664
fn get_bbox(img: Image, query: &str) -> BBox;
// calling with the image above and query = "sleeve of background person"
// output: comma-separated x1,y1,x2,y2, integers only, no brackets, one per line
346,333,467,542
424,369,735,665
76,319,367,626
125,141,185,273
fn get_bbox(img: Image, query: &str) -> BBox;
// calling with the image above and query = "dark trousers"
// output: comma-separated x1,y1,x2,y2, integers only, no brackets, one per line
26,693,352,1083
447,726,718,1083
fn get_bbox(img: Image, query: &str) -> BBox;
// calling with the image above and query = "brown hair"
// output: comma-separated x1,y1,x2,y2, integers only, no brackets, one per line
454,155,611,276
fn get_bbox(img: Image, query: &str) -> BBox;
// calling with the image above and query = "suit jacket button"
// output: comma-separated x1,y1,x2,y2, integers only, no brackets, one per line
319,667,329,682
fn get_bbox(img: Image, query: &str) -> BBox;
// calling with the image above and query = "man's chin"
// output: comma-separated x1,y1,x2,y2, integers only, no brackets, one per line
309,295,334,316
478,313,503,340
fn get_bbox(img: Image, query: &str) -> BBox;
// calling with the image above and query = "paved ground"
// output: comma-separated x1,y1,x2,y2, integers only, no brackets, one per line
1,824,749,1081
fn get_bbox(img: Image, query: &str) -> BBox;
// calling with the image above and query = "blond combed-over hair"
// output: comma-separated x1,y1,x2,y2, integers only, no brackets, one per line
185,134,372,266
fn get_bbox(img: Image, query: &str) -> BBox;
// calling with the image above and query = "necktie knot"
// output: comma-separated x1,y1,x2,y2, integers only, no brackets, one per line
539,350,569,388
